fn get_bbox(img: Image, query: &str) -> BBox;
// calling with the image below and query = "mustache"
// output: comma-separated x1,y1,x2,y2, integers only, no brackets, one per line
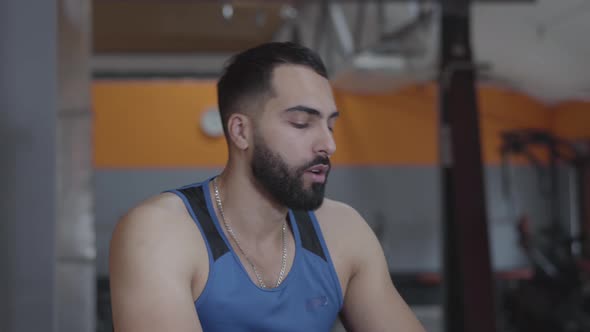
298,156,331,173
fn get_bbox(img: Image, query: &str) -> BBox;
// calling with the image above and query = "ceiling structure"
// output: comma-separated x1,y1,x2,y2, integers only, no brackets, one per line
93,1,288,53
92,0,590,104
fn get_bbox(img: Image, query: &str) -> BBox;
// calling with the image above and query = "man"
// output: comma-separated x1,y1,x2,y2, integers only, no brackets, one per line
109,42,426,332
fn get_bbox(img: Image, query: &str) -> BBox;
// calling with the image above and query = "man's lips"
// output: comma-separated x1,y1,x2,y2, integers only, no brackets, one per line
306,164,329,174
305,164,329,183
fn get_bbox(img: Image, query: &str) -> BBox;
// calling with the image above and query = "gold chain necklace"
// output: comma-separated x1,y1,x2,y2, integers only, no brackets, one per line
212,177,288,288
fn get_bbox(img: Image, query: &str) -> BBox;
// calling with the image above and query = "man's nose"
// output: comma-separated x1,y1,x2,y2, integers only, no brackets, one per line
315,126,336,157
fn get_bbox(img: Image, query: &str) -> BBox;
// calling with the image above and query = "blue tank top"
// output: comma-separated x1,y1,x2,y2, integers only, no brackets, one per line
166,177,344,332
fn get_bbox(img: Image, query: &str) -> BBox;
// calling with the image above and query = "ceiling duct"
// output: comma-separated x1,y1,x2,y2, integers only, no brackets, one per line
329,1,440,93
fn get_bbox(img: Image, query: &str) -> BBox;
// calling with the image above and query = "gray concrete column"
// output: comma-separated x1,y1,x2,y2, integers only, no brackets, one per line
56,0,96,331
0,1,58,331
0,1,95,331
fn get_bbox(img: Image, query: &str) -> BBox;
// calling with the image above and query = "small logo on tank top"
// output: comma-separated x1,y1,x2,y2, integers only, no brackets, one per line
306,296,329,311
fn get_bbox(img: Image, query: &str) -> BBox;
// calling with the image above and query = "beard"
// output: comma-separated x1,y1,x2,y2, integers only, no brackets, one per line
250,136,330,211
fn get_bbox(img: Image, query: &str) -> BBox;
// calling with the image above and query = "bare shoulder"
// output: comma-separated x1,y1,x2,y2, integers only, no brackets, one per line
316,200,426,332
315,197,374,242
109,192,205,285
109,192,207,331
112,192,191,233
111,192,197,254
314,198,379,291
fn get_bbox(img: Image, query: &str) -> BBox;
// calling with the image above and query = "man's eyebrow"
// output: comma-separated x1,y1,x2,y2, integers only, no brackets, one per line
284,105,340,119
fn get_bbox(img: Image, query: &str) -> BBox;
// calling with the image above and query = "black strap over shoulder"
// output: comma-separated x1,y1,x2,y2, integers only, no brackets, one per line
292,210,327,262
178,185,229,261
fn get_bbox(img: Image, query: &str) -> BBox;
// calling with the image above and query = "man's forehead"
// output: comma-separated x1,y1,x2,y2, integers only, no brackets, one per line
271,64,326,87
269,65,336,111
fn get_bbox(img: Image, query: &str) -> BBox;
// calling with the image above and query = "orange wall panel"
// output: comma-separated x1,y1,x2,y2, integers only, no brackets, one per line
93,80,227,168
478,85,552,164
332,84,438,165
93,80,586,169
551,101,590,140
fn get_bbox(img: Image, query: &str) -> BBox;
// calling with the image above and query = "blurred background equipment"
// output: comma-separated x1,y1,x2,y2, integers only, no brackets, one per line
499,130,590,332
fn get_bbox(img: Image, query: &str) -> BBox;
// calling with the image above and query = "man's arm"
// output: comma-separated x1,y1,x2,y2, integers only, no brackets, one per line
109,199,203,332
339,207,426,332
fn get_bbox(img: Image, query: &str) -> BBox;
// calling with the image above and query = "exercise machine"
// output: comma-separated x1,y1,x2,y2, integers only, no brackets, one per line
499,129,590,332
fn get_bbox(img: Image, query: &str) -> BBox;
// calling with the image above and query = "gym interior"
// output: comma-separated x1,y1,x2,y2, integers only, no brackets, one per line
2,0,590,331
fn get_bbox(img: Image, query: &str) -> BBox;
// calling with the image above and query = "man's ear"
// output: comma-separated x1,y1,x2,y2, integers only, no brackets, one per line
227,113,251,150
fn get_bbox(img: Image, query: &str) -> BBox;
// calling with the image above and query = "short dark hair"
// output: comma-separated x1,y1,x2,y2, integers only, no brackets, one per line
217,42,328,136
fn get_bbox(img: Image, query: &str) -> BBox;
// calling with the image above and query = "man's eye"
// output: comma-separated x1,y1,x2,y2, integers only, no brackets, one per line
292,123,309,129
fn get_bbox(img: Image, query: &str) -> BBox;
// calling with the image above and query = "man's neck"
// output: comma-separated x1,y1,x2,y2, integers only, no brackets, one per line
211,164,289,244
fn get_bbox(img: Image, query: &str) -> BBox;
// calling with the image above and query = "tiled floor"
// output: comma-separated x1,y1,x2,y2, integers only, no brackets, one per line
413,306,443,332
331,305,442,332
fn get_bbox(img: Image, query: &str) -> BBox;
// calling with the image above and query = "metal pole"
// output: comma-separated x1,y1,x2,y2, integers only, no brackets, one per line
438,1,497,331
